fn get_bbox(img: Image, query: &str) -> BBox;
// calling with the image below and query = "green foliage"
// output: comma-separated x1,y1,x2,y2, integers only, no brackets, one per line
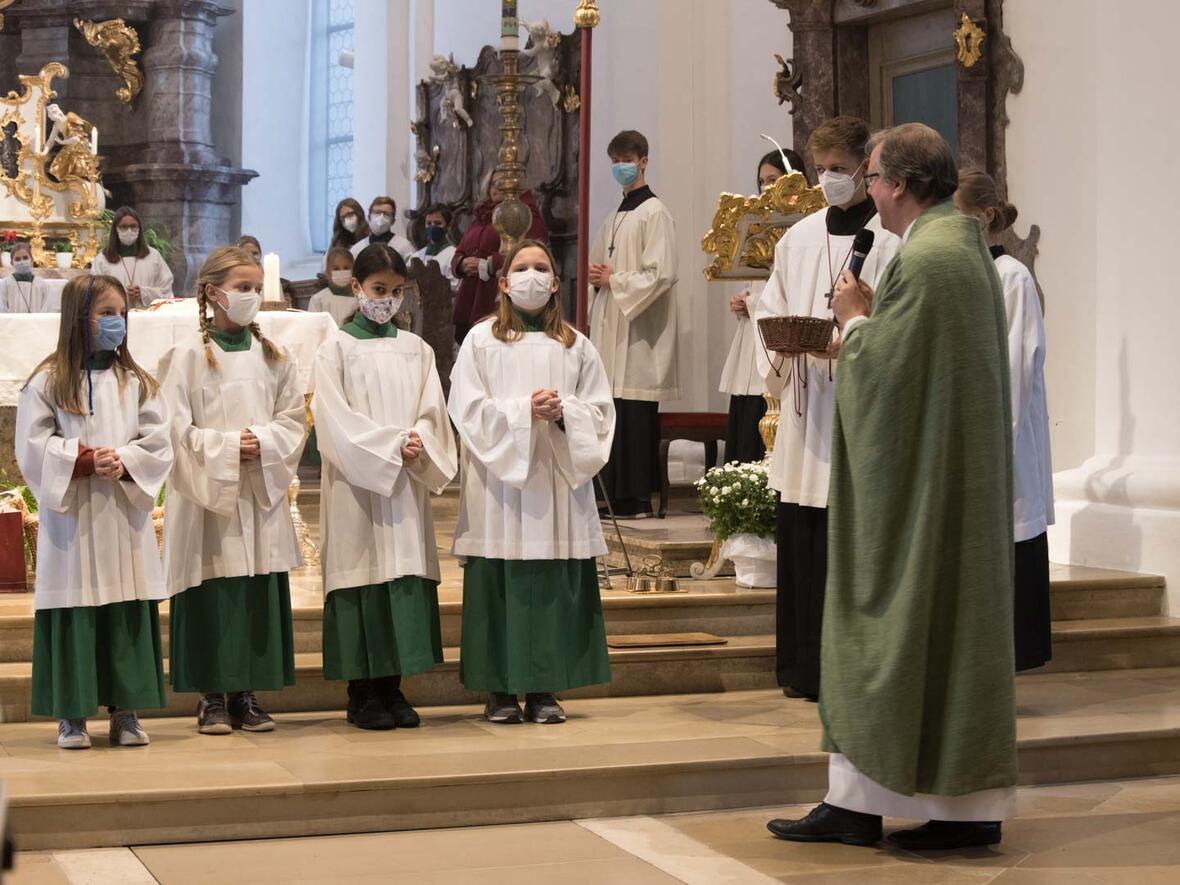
97,208,174,260
694,461,777,542
53,239,73,253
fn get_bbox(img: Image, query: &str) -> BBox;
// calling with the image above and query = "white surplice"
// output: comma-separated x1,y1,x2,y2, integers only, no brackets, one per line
91,247,175,307
719,282,768,397
587,194,679,401
16,365,174,610
996,253,1054,542
306,287,358,328
0,275,64,313
754,211,898,507
312,327,457,594
158,332,307,594
350,233,415,261
448,319,615,560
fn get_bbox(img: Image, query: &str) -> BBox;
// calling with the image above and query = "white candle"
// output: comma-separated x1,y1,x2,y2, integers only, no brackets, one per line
262,252,283,302
91,124,98,154
501,0,519,50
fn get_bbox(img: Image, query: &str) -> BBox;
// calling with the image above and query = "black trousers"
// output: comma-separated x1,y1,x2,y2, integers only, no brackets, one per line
599,398,660,516
725,394,767,464
1014,532,1052,671
775,502,827,698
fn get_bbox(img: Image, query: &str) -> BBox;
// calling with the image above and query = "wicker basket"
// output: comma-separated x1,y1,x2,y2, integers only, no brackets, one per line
757,315,836,355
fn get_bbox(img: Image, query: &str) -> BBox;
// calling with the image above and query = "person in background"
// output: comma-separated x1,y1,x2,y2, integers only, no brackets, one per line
237,236,263,264
409,204,459,293
956,170,1054,672
331,197,371,251
719,147,806,464
91,206,175,308
350,197,414,261
307,247,358,328
451,169,548,344
1,241,62,313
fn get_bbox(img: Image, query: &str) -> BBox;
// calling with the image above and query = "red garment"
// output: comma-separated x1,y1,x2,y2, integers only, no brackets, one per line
72,446,95,479
451,190,548,342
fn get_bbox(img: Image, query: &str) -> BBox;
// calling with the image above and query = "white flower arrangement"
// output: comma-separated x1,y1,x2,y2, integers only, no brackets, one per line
694,460,777,541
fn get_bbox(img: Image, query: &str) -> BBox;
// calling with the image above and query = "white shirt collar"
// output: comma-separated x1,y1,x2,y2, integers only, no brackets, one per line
901,218,918,245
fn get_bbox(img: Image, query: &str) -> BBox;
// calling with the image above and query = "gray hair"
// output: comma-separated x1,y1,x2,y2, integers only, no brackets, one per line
867,123,959,204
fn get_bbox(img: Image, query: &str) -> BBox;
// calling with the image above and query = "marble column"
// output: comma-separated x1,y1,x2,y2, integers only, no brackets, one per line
772,0,837,181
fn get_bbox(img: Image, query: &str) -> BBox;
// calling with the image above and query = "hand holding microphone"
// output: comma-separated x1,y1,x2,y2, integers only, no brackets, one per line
831,228,876,327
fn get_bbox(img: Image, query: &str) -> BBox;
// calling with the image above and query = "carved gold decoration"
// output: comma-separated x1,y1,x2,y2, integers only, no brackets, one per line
954,12,986,69
574,0,601,29
484,47,539,254
774,53,803,114
0,0,17,31
73,18,144,105
701,171,827,281
414,144,440,183
759,394,780,459
562,83,580,114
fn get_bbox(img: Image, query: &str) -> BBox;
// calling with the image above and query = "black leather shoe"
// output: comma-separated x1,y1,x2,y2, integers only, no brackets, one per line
374,675,420,728
767,803,883,846
887,820,1002,851
346,680,396,731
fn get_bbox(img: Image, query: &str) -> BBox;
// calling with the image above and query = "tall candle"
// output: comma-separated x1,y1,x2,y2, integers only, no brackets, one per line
501,0,519,50
262,252,283,302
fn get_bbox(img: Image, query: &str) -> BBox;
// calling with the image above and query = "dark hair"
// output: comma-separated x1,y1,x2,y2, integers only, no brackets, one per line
956,170,1019,235
368,195,397,216
102,206,149,262
237,234,262,253
607,130,649,160
331,197,371,247
867,123,959,204
424,203,453,225
10,240,32,261
807,115,872,160
353,243,407,284
757,148,808,189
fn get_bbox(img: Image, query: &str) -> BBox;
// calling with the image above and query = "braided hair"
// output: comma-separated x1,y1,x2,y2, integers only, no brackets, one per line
195,245,285,369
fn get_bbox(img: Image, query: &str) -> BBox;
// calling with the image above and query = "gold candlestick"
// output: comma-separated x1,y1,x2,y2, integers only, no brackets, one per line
485,34,539,254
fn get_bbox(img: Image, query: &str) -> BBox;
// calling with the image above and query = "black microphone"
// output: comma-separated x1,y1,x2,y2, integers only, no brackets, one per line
848,228,875,280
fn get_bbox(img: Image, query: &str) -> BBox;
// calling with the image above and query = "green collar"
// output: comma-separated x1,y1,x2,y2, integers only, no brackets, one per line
424,240,447,257
85,351,115,370
12,272,34,282
329,285,353,297
344,312,397,339
117,242,139,257
207,325,252,352
514,307,545,333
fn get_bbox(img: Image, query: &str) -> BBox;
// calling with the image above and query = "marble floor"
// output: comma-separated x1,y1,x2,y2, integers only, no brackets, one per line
9,775,1180,884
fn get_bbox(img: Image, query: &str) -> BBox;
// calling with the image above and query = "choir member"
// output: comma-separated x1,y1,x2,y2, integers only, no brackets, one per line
0,241,61,313
331,197,371,251
350,196,414,261
307,247,358,327
90,207,174,308
410,204,460,292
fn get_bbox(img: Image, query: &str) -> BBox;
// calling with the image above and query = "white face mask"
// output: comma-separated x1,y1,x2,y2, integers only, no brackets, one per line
356,291,403,325
341,214,358,233
212,285,262,326
12,258,33,275
368,212,392,235
507,268,555,312
117,228,140,247
329,270,353,288
818,169,862,207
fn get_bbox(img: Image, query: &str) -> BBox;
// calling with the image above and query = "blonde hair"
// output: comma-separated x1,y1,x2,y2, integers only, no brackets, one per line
24,274,158,415
195,246,285,368
956,169,1019,235
491,239,576,348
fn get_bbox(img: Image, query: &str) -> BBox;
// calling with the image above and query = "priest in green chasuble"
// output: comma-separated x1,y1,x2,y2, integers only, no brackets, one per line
768,123,1018,851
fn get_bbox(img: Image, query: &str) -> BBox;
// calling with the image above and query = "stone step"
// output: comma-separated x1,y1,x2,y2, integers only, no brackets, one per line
3,668,1179,850
1042,616,1180,673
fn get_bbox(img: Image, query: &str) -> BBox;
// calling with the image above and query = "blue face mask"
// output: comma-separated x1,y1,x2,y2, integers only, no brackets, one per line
426,225,447,245
611,162,639,187
94,315,126,351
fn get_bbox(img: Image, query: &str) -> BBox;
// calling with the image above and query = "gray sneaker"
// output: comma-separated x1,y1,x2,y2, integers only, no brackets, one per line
57,718,91,749
524,693,566,724
197,693,232,735
484,692,523,724
228,691,275,732
109,708,150,747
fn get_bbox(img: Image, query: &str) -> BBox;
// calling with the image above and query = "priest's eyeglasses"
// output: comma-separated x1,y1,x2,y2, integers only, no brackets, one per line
863,172,881,190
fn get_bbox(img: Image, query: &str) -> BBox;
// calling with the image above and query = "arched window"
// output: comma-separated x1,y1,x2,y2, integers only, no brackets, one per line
309,0,355,251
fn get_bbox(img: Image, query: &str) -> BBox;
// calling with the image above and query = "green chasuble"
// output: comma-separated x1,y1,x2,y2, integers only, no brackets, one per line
820,199,1016,797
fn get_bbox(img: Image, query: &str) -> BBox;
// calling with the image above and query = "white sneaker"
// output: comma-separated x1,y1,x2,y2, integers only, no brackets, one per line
57,718,91,749
109,708,150,747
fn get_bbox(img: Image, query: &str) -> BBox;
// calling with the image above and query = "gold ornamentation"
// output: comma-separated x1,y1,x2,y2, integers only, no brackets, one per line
414,144,440,183
574,0,600,29
773,54,803,113
954,12,986,69
562,83,580,114
0,0,17,31
73,18,144,105
701,171,827,281
759,394,780,459
484,48,539,255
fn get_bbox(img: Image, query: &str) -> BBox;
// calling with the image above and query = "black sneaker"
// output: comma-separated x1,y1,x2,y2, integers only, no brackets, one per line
228,691,275,732
524,692,566,724
484,692,524,724
374,675,420,728
197,693,232,735
347,679,396,731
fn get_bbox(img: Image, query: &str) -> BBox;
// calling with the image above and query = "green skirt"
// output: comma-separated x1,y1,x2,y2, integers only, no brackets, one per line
32,600,165,719
322,577,443,681
304,426,322,467
169,572,296,694
459,557,611,694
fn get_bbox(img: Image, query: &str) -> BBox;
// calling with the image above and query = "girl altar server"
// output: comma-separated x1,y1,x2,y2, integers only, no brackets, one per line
1,241,62,313
17,274,173,748
448,239,614,725
91,206,175,307
307,247,359,327
158,246,307,735
313,244,457,730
